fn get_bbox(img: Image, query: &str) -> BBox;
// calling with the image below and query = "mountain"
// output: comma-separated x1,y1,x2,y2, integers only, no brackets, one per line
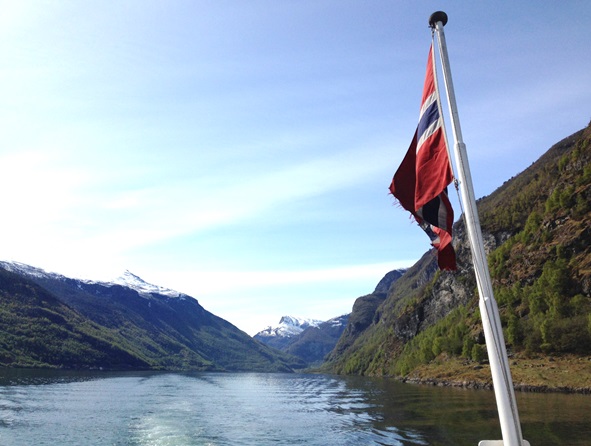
255,269,407,366
323,122,591,386
0,262,304,372
255,315,348,366
254,316,323,350
112,270,186,298
282,314,350,366
329,268,408,361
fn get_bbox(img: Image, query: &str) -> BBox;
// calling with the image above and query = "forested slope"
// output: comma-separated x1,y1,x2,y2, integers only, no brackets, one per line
0,267,303,372
324,122,591,389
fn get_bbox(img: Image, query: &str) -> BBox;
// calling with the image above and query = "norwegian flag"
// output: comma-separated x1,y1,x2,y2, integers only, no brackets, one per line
390,43,456,270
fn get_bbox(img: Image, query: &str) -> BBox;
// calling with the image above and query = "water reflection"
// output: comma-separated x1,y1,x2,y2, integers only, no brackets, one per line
0,367,153,386
341,375,591,446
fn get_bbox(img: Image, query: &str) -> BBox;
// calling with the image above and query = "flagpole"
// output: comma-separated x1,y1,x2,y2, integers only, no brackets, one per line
428,11,527,446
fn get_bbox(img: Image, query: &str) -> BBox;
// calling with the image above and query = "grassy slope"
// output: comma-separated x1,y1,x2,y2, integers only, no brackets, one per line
406,354,591,393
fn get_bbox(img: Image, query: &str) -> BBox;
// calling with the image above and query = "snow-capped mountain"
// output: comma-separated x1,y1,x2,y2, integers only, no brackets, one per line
254,314,349,365
283,314,350,366
0,260,304,372
255,316,323,339
324,314,348,328
111,270,186,299
252,268,410,366
0,261,185,300
0,261,63,281
253,316,324,353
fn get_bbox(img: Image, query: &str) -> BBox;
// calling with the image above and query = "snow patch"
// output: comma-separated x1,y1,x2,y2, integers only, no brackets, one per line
256,316,323,339
0,261,186,300
0,261,65,281
110,270,184,298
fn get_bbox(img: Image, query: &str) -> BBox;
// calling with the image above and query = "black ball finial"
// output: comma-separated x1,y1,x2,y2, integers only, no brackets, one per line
429,11,448,28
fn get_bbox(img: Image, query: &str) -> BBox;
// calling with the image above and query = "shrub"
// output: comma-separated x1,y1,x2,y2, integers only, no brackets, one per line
471,344,486,363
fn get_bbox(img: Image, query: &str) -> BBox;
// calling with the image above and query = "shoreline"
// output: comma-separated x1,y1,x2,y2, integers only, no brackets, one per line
398,353,591,395
400,375,591,395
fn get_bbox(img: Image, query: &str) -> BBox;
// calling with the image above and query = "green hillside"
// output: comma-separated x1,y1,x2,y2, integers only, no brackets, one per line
0,268,303,372
0,269,149,369
324,122,591,390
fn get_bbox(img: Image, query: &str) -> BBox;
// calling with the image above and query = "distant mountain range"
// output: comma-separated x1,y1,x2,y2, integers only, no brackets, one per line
0,262,304,372
255,316,324,350
255,269,407,366
0,257,410,371
254,315,347,366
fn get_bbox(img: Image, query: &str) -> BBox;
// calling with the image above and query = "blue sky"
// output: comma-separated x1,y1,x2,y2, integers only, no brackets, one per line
0,1,589,335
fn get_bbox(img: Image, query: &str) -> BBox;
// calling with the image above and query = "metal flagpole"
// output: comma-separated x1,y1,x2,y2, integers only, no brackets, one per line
428,11,528,446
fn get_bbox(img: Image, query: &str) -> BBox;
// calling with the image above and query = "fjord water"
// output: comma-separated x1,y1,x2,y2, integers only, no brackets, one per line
0,370,589,446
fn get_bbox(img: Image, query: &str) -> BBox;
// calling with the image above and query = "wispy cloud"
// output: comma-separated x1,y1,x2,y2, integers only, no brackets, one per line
147,260,413,335
160,260,410,295
0,132,394,276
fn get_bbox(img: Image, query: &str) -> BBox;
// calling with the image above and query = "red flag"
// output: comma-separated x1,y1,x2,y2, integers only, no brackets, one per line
390,44,456,270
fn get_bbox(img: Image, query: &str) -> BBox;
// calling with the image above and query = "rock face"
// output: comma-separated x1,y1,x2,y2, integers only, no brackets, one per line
373,269,407,295
325,269,408,361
